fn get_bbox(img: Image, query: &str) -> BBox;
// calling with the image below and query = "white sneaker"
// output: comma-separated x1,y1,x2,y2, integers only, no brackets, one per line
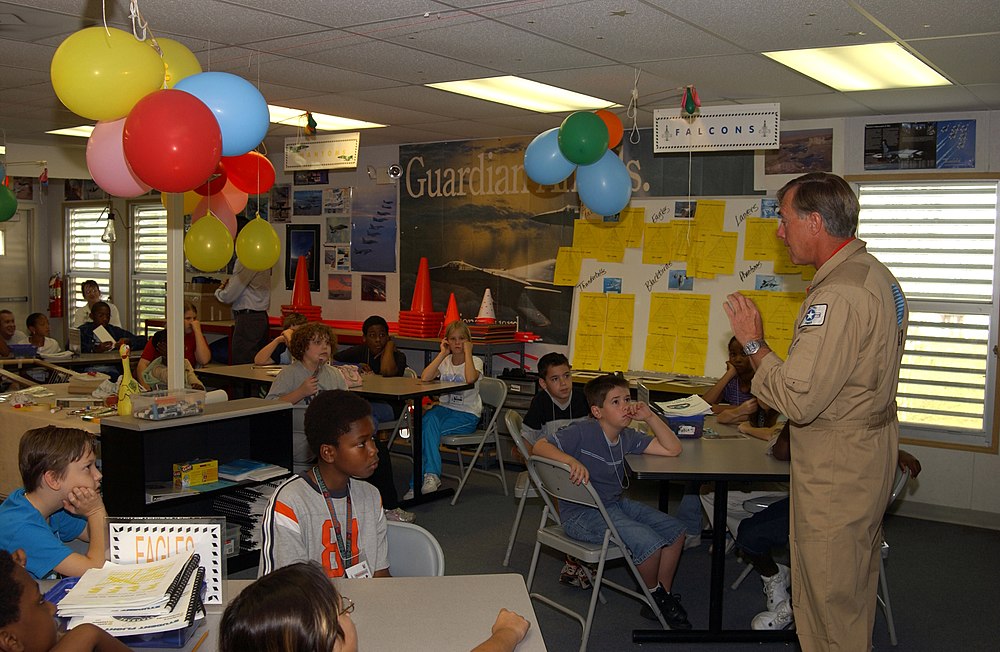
402,487,414,501
421,473,441,494
384,507,416,523
760,563,791,611
751,599,794,630
683,534,702,550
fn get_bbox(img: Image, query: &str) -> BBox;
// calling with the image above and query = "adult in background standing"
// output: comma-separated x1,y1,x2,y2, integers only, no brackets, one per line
723,172,908,652
215,261,271,365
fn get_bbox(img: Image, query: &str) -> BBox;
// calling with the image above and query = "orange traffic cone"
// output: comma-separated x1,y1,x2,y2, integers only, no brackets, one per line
291,254,312,308
476,288,496,324
441,293,461,335
410,257,434,313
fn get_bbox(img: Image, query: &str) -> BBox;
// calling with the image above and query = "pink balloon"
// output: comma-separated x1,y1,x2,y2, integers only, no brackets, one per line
192,195,237,238
219,180,249,215
86,119,151,198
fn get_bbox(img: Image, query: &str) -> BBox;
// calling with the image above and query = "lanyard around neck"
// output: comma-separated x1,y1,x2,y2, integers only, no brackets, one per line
312,467,353,565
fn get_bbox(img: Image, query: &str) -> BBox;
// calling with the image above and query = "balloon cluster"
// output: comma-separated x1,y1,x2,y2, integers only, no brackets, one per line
523,109,631,216
0,177,16,223
51,27,280,272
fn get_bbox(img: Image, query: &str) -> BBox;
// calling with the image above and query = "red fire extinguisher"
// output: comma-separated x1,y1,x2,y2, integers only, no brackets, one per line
49,272,63,318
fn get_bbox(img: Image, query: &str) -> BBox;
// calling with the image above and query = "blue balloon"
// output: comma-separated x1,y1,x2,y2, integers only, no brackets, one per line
523,128,576,186
175,72,269,157
577,149,632,216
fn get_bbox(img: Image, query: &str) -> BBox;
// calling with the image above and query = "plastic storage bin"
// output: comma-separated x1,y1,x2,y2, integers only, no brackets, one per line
132,389,206,420
8,344,37,358
666,414,705,439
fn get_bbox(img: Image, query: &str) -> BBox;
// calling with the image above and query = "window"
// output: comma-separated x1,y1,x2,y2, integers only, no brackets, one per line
857,181,999,448
65,205,112,318
131,202,168,328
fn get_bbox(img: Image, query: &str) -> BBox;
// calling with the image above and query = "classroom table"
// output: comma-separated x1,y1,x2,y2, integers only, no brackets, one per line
146,318,526,375
625,416,793,644
194,363,276,397
0,384,101,495
571,371,715,398
193,365,473,507
41,573,547,651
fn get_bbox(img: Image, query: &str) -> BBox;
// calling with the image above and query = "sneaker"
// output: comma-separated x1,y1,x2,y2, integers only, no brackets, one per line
760,563,791,611
751,599,794,631
708,534,736,555
384,507,416,523
683,534,702,550
402,487,414,501
651,587,692,630
559,558,583,587
421,473,441,494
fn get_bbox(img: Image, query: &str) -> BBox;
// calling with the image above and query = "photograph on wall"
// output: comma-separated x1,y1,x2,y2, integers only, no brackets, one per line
11,177,33,200
335,245,350,271
668,269,694,291
361,275,387,302
674,201,696,218
293,189,322,216
764,128,834,175
270,184,291,222
324,247,337,267
327,273,352,300
604,277,622,293
761,198,779,218
64,179,84,201
285,224,320,291
350,215,396,273
240,194,268,221
400,136,575,344
861,121,977,170
293,169,329,186
323,187,351,215
756,274,782,291
325,214,351,244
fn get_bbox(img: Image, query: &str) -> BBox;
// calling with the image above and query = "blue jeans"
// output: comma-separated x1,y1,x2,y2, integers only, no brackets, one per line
420,405,479,479
735,497,789,557
563,497,684,565
370,401,396,429
676,482,705,537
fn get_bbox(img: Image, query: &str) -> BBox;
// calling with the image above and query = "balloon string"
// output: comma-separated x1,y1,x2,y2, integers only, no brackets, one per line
627,69,641,145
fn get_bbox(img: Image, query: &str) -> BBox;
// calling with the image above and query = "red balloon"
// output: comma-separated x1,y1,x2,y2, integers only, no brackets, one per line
193,162,228,196
221,151,275,195
123,89,222,193
595,109,624,149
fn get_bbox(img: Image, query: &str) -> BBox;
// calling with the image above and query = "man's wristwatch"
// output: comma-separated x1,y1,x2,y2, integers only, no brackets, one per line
742,339,765,356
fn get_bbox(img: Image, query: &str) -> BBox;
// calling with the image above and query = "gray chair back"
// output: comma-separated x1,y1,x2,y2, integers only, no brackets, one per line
386,520,445,577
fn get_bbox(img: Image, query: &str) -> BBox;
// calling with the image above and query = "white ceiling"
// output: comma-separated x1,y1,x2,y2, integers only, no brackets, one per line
0,0,997,151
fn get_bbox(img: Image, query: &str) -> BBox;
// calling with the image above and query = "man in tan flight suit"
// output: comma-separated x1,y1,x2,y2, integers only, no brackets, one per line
724,172,907,651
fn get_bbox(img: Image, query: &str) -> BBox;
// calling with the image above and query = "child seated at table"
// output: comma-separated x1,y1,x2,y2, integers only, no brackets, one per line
532,374,692,630
0,427,107,579
139,329,206,391
136,301,211,383
253,312,307,366
0,548,130,652
259,390,389,579
77,302,145,355
404,320,483,500
25,313,62,355
222,561,531,652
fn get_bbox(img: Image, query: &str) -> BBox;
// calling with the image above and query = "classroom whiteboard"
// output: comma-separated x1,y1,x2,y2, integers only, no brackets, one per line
565,196,812,378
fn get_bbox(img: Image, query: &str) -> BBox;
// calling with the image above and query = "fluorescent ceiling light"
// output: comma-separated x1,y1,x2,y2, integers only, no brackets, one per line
268,105,385,131
763,43,950,91
46,125,94,138
426,76,620,113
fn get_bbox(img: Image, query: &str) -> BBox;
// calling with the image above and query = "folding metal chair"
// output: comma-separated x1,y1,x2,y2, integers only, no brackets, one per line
441,376,508,505
879,465,911,646
385,368,417,459
502,409,550,566
527,456,668,651
386,520,445,577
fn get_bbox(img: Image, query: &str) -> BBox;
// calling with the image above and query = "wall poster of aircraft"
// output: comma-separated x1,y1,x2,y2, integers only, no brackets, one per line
864,120,976,170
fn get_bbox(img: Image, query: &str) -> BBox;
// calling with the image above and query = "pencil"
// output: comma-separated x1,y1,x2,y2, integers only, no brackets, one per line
191,629,210,652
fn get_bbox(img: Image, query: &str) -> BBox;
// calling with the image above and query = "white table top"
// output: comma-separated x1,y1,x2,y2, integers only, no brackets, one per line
144,574,547,651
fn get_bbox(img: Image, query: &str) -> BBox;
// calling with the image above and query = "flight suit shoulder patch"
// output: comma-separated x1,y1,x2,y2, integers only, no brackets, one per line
800,304,828,327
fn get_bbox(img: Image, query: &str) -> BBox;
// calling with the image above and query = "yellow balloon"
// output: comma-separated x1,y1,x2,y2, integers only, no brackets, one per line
50,27,165,121
160,190,201,215
236,216,282,271
184,213,234,271
157,37,202,89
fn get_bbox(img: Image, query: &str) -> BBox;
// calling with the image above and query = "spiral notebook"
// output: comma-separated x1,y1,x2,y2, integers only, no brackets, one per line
57,552,200,616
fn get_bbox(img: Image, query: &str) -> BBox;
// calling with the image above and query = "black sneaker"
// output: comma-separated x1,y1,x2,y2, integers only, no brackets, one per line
652,588,692,630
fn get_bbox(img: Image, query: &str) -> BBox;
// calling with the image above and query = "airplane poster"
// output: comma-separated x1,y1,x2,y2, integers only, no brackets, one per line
864,120,976,170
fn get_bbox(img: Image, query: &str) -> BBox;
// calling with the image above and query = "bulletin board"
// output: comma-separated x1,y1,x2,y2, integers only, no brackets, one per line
562,196,812,378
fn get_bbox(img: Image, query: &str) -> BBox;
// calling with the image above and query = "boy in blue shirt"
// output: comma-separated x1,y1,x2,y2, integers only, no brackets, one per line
0,427,107,579
533,373,692,629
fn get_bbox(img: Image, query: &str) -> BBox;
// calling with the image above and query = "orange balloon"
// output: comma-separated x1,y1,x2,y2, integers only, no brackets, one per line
595,109,624,149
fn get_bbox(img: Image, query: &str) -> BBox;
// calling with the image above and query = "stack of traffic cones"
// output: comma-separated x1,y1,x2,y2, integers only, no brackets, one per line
281,254,323,321
398,257,443,337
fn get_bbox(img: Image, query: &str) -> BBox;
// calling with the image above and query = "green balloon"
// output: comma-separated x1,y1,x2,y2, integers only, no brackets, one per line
0,185,17,222
558,111,609,166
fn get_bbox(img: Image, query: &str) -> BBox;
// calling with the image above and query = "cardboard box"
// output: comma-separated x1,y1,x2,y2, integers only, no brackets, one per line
172,458,218,488
183,291,232,321
184,281,222,295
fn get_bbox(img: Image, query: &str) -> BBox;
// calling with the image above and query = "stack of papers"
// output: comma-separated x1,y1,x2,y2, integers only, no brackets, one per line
56,553,205,637
655,394,713,417
39,350,76,361
218,459,289,482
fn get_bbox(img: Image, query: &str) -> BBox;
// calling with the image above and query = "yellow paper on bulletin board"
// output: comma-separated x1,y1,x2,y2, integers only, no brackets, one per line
576,292,608,333
605,294,635,335
601,334,633,372
619,207,646,248
554,247,584,286
572,221,600,257
642,223,673,264
743,218,781,261
643,333,676,372
693,199,726,233
572,332,603,370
